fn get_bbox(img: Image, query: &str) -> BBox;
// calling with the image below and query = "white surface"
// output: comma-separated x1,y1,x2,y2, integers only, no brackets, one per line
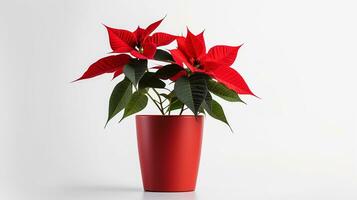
1,0,357,199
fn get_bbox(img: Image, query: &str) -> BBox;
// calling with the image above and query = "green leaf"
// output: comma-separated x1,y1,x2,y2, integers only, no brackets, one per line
160,92,176,100
138,72,166,89
154,49,174,62
207,79,244,103
156,64,184,79
203,99,232,131
120,91,148,121
202,92,212,113
160,93,171,99
174,74,207,115
168,97,184,111
198,106,206,115
124,59,147,86
193,72,211,80
106,78,132,126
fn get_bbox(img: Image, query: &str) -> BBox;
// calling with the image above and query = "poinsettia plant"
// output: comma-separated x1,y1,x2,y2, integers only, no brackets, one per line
74,17,256,130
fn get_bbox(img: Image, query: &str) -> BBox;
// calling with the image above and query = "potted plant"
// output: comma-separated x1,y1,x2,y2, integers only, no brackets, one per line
74,17,256,192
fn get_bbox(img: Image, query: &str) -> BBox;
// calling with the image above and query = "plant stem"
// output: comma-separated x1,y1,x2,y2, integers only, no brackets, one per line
159,88,172,93
162,98,168,104
152,88,164,114
147,92,165,115
167,98,172,115
163,104,170,109
179,104,185,115
168,98,172,115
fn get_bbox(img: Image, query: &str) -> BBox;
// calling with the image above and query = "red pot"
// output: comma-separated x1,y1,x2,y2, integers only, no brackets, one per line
136,115,204,192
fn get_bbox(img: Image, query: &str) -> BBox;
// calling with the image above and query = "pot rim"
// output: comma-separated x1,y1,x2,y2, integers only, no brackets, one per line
136,114,204,118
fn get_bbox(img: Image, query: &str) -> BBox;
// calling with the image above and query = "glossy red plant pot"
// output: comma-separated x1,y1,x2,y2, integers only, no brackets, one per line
136,115,204,192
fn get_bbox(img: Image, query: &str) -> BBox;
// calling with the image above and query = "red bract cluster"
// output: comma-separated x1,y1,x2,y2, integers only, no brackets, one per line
75,17,176,81
75,17,256,129
170,29,255,96
105,18,176,59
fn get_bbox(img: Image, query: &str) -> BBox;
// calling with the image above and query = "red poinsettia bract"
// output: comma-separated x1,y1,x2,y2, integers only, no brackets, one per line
74,17,176,81
170,29,255,96
106,17,176,59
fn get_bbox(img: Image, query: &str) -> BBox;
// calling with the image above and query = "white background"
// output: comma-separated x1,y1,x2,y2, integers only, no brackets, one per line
1,0,357,199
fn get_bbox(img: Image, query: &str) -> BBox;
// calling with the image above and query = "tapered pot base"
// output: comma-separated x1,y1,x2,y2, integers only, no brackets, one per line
144,189,195,192
136,115,204,192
